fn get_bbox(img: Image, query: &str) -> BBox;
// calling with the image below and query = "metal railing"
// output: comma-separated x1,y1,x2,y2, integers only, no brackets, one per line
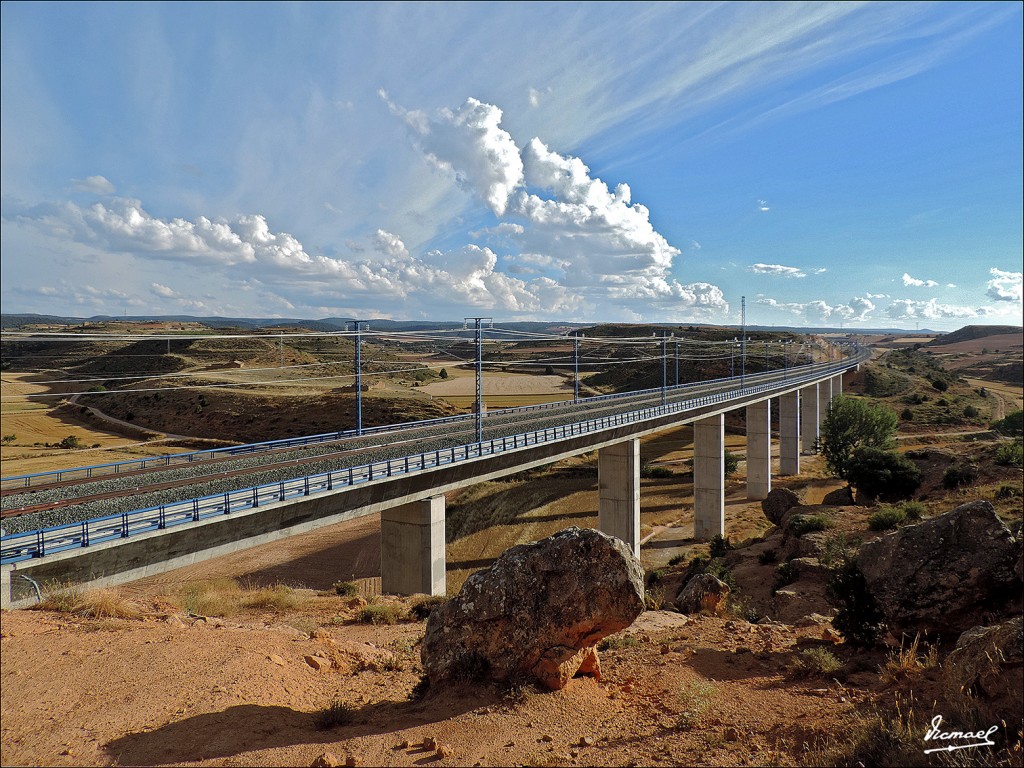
0,352,857,490
0,353,864,565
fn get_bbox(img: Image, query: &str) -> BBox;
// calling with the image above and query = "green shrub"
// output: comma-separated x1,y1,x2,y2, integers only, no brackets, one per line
598,634,641,652
828,558,884,646
995,484,1021,500
772,561,799,594
408,595,448,621
667,553,687,566
992,410,1024,437
845,447,921,501
900,501,925,520
931,378,948,392
708,534,730,559
900,407,914,421
646,568,667,586
791,647,843,678
942,462,978,489
757,548,778,565
333,580,359,597
789,514,831,538
357,604,403,625
994,441,1023,467
641,463,675,478
963,405,980,418
821,395,898,481
724,449,740,476
868,506,906,531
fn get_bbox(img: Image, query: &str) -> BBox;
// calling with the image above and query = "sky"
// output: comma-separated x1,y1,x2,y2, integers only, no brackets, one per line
1,2,1021,331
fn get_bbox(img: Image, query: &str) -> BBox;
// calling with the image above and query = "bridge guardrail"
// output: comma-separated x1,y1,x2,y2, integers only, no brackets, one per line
0,354,855,490
1,355,863,565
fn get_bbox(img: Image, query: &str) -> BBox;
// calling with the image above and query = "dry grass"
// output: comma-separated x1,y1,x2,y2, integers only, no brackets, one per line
882,633,938,683
35,585,143,620
174,578,307,617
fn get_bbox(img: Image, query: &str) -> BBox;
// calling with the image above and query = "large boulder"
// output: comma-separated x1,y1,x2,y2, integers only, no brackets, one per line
761,488,801,525
942,617,1023,729
857,501,1019,635
421,527,644,690
674,573,730,616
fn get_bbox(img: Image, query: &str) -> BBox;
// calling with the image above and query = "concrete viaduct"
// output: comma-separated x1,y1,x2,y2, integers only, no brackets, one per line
1,359,857,608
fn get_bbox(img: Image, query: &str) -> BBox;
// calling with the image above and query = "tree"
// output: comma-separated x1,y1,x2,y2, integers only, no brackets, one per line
820,395,897,482
1,434,16,446
845,447,921,501
439,368,449,380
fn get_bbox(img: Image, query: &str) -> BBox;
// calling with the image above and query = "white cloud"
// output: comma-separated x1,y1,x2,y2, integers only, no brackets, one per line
150,282,178,298
757,295,875,324
885,297,992,321
902,272,939,288
866,292,889,299
71,175,115,195
757,199,770,212
750,263,805,278
372,229,410,260
986,268,1022,304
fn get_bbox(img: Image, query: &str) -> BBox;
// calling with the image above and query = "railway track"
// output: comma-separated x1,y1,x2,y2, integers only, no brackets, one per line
0,362,845,531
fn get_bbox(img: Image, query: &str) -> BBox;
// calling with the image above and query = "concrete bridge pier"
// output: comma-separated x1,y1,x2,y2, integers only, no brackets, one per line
598,439,641,556
694,414,725,541
380,495,446,596
745,401,771,500
818,379,833,428
779,391,800,476
832,374,843,396
800,384,819,454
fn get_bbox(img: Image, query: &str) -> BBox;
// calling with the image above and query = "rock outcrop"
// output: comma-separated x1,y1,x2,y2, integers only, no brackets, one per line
674,573,730,616
421,527,644,690
942,617,1023,728
761,488,800,525
857,501,1019,635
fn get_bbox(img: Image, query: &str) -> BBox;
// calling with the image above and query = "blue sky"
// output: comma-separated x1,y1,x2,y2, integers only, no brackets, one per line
1,1,1021,330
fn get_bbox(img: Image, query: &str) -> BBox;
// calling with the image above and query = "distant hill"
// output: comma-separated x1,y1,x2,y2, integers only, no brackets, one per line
927,325,1023,347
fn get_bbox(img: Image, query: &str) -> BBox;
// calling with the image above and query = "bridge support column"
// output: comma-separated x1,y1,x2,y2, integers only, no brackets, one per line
381,495,446,596
832,374,843,396
779,391,800,476
818,380,832,428
1,565,10,611
694,414,725,541
746,401,771,500
800,384,819,453
598,439,640,556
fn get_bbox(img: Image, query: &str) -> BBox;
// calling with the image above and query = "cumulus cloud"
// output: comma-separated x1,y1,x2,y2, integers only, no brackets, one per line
885,298,991,320
750,263,806,278
757,199,770,212
757,296,875,323
7,197,580,317
387,96,724,320
986,268,1022,303
72,175,115,195
902,272,939,288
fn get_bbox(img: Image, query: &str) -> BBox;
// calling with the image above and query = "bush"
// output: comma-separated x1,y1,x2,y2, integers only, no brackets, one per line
58,435,83,449
357,604,403,625
900,501,925,520
789,514,831,538
845,447,921,502
963,405,980,418
791,647,843,678
1,434,15,445
408,595,448,621
995,484,1021,500
641,463,674,478
314,700,354,730
994,441,1023,467
772,561,799,594
724,449,740,476
828,558,884,646
931,378,948,392
333,581,359,597
868,506,906,531
757,548,778,565
899,408,914,421
708,534,730,559
992,410,1023,437
439,368,449,379
942,462,978,489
